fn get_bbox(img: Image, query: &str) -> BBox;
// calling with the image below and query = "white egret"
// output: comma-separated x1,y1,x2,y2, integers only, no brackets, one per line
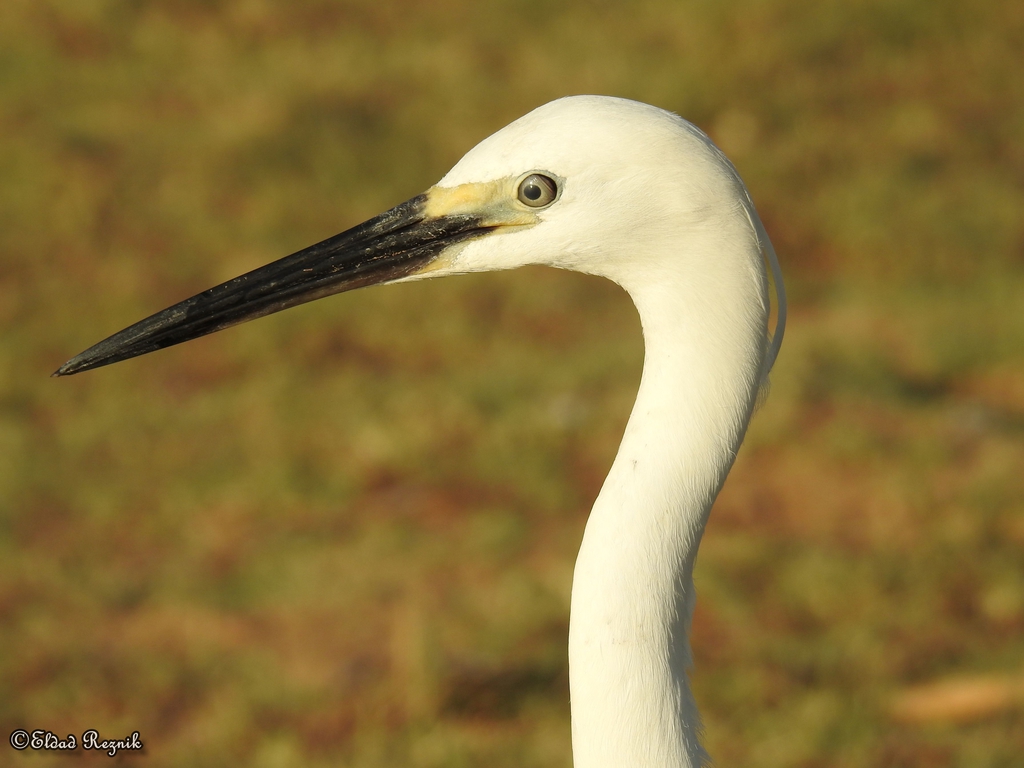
57,95,786,768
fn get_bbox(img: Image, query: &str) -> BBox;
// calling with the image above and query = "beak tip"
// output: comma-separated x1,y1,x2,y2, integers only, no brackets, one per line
53,354,94,378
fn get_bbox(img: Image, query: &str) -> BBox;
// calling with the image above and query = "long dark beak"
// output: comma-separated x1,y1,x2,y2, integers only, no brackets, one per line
55,194,490,376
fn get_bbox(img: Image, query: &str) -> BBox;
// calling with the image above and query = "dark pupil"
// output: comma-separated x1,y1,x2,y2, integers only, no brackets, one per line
524,182,542,200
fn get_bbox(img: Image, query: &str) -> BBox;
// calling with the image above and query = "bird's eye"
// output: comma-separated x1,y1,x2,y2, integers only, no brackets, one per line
517,173,558,208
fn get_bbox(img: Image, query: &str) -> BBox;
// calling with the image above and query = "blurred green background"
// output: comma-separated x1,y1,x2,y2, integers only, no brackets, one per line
2,0,1023,766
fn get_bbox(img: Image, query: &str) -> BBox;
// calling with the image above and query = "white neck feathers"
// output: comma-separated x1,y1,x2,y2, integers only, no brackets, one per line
567,213,769,768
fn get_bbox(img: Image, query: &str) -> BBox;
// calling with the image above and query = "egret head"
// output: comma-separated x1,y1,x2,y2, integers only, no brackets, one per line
419,96,758,285
56,96,775,377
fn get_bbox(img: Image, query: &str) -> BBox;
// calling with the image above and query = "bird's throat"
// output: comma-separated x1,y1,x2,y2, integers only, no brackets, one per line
567,250,767,768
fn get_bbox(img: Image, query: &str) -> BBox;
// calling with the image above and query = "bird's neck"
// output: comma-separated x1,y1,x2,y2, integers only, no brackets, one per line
568,236,767,768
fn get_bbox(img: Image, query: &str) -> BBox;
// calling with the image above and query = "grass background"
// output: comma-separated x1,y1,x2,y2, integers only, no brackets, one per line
2,0,1024,765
